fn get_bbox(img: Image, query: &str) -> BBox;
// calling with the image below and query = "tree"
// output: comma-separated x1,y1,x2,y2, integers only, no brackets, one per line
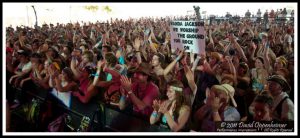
84,5,99,13
102,5,112,14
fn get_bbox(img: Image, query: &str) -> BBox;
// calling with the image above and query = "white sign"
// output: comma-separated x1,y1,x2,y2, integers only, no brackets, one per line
170,21,205,54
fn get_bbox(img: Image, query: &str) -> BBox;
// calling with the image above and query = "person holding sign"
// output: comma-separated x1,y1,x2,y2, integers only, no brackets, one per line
170,21,205,55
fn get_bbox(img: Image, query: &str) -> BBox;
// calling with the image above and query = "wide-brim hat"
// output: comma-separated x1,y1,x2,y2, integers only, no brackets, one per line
134,62,154,77
212,84,237,107
267,75,291,92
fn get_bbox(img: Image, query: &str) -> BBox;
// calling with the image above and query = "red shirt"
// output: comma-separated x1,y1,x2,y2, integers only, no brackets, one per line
130,81,159,118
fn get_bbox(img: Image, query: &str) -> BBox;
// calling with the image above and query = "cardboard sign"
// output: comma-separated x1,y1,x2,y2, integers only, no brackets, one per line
170,21,205,54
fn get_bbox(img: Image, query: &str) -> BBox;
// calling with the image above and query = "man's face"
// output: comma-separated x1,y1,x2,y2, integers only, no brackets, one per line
268,81,282,96
135,72,147,82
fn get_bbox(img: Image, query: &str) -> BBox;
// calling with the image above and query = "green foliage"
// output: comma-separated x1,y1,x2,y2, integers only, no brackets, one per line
84,5,99,13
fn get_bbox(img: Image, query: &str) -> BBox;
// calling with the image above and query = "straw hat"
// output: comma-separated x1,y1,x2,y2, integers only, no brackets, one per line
212,84,237,107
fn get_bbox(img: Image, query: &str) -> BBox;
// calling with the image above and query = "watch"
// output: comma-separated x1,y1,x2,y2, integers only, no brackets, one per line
127,90,133,95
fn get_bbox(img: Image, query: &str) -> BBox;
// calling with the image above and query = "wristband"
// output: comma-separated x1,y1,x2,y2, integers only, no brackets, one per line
120,95,126,101
151,111,158,118
91,73,99,77
176,56,181,62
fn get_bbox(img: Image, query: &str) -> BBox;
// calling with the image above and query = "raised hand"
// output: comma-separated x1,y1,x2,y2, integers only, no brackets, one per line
152,99,161,111
133,37,141,50
158,100,171,114
120,75,132,92
211,96,221,112
180,52,188,65
225,55,232,62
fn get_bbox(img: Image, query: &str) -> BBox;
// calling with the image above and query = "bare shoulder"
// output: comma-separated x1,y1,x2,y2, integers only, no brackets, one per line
180,105,191,113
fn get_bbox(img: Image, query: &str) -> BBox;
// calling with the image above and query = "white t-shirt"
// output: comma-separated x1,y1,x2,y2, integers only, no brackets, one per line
50,81,72,108
22,61,32,72
16,61,32,72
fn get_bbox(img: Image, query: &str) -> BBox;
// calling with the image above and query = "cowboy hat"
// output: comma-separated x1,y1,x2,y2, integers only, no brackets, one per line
267,75,291,92
134,62,155,77
212,84,237,107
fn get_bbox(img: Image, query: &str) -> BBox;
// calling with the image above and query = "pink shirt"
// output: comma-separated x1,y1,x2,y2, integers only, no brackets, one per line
130,82,159,117
78,77,90,95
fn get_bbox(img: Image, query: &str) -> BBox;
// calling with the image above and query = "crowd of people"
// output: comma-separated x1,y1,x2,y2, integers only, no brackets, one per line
6,7,295,132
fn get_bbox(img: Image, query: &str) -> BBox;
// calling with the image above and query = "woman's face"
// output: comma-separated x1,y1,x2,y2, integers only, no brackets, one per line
209,57,217,65
151,55,160,67
44,61,50,68
274,59,283,70
255,58,263,69
167,86,177,101
253,102,271,121
82,54,89,63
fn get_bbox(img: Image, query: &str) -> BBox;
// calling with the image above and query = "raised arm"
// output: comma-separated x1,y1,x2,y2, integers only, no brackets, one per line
120,75,153,110
191,56,201,72
70,56,82,80
149,99,162,125
54,75,78,92
231,35,247,62
181,54,197,93
225,56,237,86
163,50,184,76
133,37,142,64
263,42,271,75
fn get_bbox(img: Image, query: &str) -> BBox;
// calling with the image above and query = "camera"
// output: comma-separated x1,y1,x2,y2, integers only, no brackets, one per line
229,49,236,56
